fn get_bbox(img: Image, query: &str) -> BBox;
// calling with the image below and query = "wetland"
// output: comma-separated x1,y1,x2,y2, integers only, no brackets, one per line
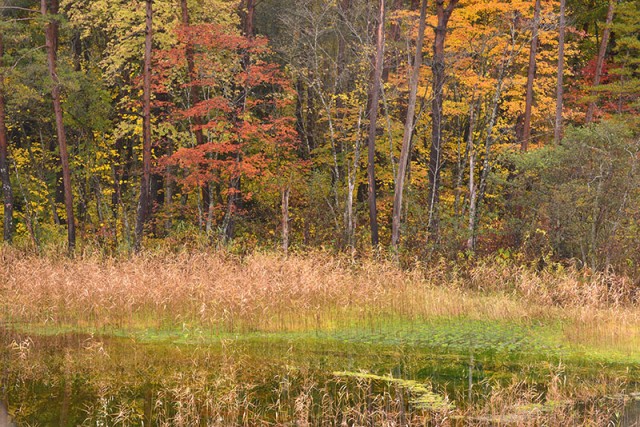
1,250,639,425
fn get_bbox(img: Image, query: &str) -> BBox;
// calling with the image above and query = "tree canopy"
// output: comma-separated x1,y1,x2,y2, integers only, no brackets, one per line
0,0,638,273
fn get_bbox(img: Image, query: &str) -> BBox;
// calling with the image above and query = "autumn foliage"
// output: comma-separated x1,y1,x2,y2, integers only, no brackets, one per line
0,0,638,274
155,22,301,216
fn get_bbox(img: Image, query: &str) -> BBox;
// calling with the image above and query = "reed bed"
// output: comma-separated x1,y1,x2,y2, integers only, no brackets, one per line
1,247,639,346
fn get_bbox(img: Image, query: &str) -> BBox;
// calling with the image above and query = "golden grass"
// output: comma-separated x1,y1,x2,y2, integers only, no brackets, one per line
1,247,638,340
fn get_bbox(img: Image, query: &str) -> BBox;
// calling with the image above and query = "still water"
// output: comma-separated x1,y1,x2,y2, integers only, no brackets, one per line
1,324,639,426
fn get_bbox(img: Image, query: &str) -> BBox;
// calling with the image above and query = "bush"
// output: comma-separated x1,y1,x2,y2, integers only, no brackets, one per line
507,122,640,276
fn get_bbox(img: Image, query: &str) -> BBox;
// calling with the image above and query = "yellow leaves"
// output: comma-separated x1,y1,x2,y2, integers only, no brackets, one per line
436,0,573,147
444,99,470,117
14,222,27,236
10,147,27,166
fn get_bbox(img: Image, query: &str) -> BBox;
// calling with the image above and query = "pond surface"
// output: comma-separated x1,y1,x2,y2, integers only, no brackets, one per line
1,320,639,426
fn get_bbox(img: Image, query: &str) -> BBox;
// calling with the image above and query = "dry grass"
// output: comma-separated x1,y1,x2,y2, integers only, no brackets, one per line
469,260,639,307
1,247,639,339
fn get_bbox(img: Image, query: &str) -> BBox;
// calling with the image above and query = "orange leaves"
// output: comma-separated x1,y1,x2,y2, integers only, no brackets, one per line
176,23,246,53
182,97,233,119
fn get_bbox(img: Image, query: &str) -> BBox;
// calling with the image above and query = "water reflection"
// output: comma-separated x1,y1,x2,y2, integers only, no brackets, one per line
622,397,640,427
0,329,637,426
0,401,16,427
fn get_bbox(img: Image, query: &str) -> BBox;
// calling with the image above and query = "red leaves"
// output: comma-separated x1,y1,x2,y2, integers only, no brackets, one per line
581,57,612,85
154,18,303,221
175,23,272,64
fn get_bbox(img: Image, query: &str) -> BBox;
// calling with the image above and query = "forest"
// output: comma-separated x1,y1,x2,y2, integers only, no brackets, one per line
0,0,636,269
1,0,640,425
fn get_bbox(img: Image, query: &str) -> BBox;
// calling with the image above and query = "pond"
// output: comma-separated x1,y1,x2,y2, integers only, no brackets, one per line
1,319,639,426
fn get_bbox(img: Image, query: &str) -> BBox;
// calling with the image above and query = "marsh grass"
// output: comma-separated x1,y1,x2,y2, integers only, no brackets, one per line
1,248,639,347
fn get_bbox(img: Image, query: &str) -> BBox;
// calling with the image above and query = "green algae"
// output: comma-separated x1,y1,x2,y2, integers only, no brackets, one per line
333,371,453,410
1,320,638,426
9,314,640,366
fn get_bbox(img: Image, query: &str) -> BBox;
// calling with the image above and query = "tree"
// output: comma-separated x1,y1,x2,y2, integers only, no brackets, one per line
0,32,13,242
463,4,531,251
179,0,205,148
178,0,208,234
426,0,458,242
555,0,566,144
134,0,154,252
511,122,640,272
214,0,256,243
391,0,427,250
595,0,640,119
585,0,615,123
2,0,638,264
281,185,290,253
275,0,380,248
158,13,299,244
366,0,385,249
522,0,541,151
42,0,76,252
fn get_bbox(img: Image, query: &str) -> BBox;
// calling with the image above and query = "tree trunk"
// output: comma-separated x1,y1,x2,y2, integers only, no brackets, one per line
0,33,13,243
337,0,351,82
42,0,76,253
164,139,175,232
465,101,478,250
205,182,215,236
366,0,385,248
134,0,153,252
294,78,314,159
391,0,427,250
180,0,214,237
522,0,541,152
221,175,239,243
554,0,566,144
243,0,256,39
385,0,405,82
345,108,363,249
453,88,477,222
468,44,515,251
179,0,205,147
427,0,458,241
220,0,255,244
281,185,290,255
585,0,615,123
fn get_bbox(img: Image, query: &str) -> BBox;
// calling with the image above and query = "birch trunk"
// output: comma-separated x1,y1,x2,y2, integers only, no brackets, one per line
391,0,428,249
345,108,363,249
281,185,290,255
468,37,519,250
